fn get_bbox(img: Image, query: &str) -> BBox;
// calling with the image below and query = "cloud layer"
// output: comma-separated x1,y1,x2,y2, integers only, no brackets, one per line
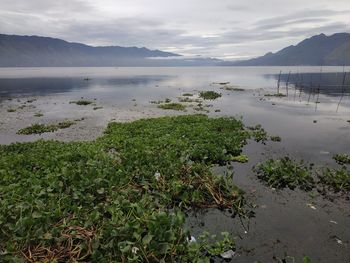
1,0,350,59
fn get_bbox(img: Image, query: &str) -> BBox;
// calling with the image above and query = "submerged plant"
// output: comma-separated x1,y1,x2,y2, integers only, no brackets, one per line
17,121,75,135
158,102,186,111
199,91,222,100
70,100,93,105
0,115,258,262
270,135,282,142
254,157,315,190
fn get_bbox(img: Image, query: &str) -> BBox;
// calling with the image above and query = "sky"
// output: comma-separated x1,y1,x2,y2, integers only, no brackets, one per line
1,0,350,60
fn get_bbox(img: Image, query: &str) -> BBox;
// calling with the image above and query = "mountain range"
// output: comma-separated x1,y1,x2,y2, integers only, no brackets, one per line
0,34,189,67
1,33,350,66
224,33,350,66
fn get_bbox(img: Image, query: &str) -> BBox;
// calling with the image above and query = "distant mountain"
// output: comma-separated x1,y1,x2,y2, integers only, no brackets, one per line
0,34,184,67
223,33,350,66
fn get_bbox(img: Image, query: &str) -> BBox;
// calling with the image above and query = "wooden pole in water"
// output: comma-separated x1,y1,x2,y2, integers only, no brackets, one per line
286,71,291,96
277,70,282,94
336,71,347,112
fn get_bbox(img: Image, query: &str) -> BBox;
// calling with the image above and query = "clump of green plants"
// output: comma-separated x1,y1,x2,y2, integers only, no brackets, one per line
0,115,263,262
254,157,315,190
34,112,44,117
93,106,103,110
158,103,186,111
264,93,287,97
231,154,249,163
182,93,193,97
319,167,350,192
7,108,16,112
178,97,195,103
270,135,282,142
221,86,245,91
17,121,75,135
247,124,268,142
70,100,93,106
199,91,222,100
333,154,350,165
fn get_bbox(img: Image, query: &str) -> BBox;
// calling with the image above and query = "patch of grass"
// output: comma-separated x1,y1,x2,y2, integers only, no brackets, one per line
17,121,75,135
319,167,350,192
0,115,258,262
270,136,281,142
182,93,193,97
70,100,93,106
7,108,16,112
199,91,222,100
333,154,350,165
254,157,315,190
158,103,186,111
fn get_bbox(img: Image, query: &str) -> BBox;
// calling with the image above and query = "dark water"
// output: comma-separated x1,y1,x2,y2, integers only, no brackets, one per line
0,67,349,262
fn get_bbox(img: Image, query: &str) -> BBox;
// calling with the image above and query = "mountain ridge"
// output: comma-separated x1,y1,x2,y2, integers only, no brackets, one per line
223,33,350,66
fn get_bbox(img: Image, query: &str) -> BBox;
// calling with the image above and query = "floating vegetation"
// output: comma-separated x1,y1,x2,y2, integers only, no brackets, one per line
93,106,103,110
70,100,93,106
34,112,44,117
247,124,268,142
221,86,245,91
333,154,350,165
158,103,186,111
17,121,75,135
165,98,172,103
178,97,195,103
319,167,350,192
199,91,222,100
0,115,262,262
270,136,282,142
264,93,287,97
150,100,163,104
213,82,230,85
26,99,36,103
182,93,193,97
7,108,16,112
231,154,249,163
254,157,315,190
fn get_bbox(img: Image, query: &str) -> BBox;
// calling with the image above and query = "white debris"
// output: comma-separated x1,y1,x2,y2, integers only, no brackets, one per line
187,236,197,243
306,203,317,210
132,247,139,254
335,238,343,245
154,171,161,181
330,220,338,225
220,249,236,259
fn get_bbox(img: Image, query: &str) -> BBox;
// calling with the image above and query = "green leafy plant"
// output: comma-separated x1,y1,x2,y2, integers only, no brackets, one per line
333,154,350,165
319,167,350,192
254,157,315,190
0,115,261,262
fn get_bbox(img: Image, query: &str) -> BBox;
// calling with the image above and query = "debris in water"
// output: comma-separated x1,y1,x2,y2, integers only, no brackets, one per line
306,203,317,210
330,220,338,225
220,249,236,259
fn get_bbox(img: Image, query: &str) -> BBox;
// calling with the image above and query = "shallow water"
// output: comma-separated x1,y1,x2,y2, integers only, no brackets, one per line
0,66,349,262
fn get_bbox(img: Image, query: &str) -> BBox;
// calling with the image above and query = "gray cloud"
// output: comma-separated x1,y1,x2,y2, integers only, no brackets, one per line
1,0,350,59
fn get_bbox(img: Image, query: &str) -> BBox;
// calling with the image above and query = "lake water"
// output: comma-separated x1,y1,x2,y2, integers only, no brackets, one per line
0,66,349,262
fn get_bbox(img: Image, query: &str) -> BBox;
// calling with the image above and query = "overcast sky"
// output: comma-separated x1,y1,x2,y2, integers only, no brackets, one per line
1,0,350,59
